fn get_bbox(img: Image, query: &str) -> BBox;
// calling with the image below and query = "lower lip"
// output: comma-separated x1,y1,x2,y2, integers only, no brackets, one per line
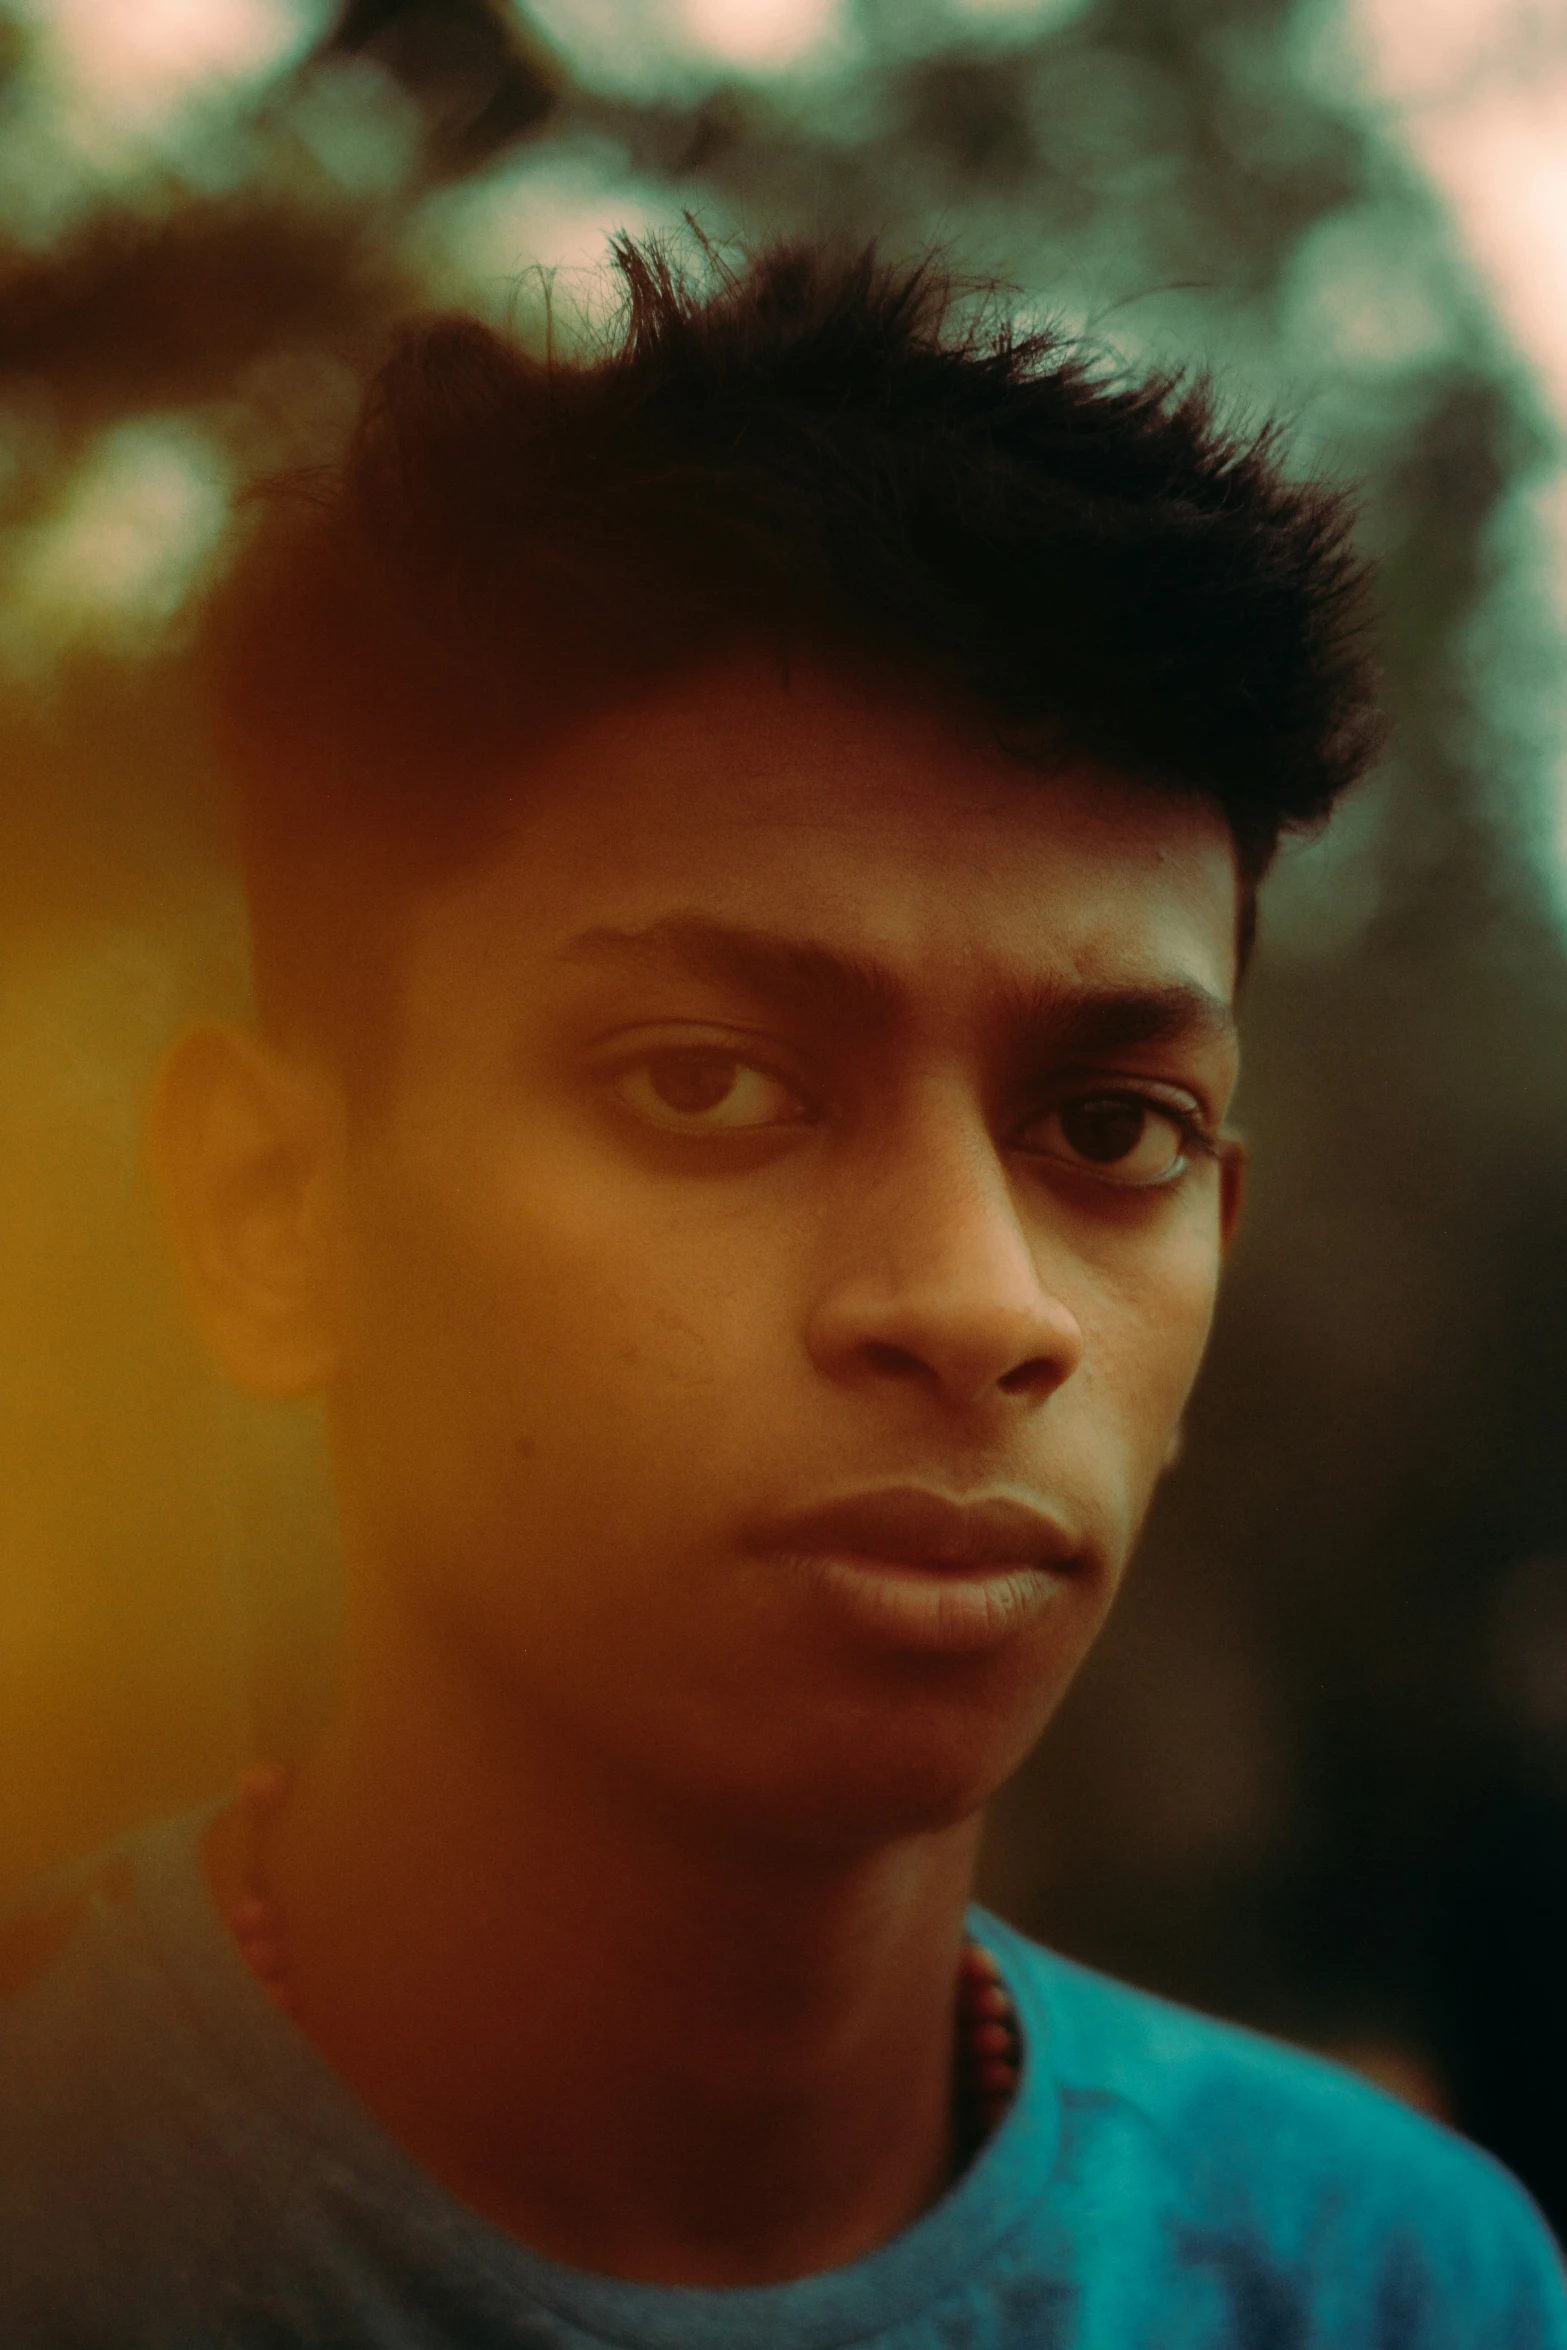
795,1552,1070,1653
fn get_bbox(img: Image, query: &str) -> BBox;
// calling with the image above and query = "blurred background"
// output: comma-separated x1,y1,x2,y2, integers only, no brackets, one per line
3,0,1567,2228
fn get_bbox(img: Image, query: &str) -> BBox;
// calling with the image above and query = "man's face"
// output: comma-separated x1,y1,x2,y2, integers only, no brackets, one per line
324,656,1242,1850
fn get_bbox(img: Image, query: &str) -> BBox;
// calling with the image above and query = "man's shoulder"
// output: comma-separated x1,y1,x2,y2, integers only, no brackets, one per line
0,1810,251,2139
0,1842,162,2289
0,1841,135,1981
991,1912,1503,2180
983,1912,1567,2332
0,1841,147,2079
0,1827,203,2170
0,1814,300,2339
1,1812,262,2160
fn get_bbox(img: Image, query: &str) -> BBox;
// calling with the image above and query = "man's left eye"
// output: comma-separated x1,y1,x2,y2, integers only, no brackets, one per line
614,1052,809,1132
1018,1092,1196,1187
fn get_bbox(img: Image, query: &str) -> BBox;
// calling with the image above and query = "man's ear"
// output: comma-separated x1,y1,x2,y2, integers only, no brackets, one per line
147,1022,345,1397
1218,1136,1247,1257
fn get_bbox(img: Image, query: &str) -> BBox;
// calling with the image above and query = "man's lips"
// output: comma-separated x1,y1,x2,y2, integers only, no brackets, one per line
746,1487,1079,1574
743,1487,1082,1652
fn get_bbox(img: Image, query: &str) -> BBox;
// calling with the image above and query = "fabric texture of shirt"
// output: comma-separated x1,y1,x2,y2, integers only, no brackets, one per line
1,1806,1563,2349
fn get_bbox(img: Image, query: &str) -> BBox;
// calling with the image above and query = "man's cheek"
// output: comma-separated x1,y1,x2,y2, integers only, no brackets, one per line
1068,1263,1219,1509
478,1285,755,1549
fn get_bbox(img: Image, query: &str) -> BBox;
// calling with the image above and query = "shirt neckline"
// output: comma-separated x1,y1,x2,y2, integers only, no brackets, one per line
126,1804,1065,2350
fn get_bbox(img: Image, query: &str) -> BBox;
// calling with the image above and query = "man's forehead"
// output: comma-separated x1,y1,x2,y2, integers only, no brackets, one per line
430,659,1245,1007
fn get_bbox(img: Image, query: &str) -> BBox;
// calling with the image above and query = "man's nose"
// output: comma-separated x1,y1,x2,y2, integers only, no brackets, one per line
803,1115,1084,1411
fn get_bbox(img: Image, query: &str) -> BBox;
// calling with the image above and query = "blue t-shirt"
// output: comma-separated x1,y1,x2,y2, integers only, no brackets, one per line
0,1808,1562,2348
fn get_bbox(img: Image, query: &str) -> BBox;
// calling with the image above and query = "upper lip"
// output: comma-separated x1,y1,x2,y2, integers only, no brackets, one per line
748,1487,1078,1572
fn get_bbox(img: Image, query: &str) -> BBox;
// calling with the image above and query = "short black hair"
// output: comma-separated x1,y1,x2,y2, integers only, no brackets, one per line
209,234,1381,1066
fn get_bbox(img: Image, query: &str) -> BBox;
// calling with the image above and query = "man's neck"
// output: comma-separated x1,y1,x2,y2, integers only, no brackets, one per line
209,1641,984,2287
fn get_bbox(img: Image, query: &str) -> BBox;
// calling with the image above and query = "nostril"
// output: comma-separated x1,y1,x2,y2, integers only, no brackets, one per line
863,1341,927,1381
998,1357,1055,1397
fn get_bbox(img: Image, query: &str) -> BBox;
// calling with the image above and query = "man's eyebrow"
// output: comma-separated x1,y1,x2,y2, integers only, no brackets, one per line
561,916,1236,1055
560,917,902,1028
1005,978,1238,1060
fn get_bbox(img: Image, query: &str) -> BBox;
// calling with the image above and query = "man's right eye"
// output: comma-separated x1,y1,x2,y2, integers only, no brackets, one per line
613,1051,810,1133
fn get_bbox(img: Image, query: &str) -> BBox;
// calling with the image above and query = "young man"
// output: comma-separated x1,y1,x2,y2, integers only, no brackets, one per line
2,240,1561,2346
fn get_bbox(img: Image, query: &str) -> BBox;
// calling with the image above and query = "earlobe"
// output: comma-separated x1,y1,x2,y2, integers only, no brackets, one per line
147,1022,345,1397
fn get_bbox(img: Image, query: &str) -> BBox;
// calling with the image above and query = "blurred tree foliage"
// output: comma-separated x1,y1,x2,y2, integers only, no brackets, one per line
3,0,1567,2221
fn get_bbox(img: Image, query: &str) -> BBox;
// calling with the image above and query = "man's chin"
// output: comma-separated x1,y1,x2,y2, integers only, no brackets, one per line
697,1691,1070,1862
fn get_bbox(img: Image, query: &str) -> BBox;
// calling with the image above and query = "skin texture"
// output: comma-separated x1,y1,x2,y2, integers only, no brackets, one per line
158,652,1243,2285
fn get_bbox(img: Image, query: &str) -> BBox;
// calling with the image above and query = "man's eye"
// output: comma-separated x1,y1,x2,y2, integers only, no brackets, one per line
614,1052,808,1132
1020,1092,1196,1187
